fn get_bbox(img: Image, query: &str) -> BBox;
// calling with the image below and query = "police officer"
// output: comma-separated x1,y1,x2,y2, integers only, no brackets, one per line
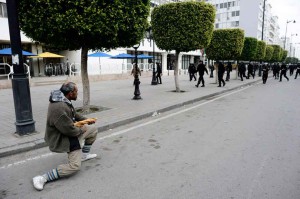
262,64,269,84
217,61,226,87
247,62,254,79
188,63,197,81
195,60,208,87
238,62,246,81
279,63,289,82
225,62,232,81
294,63,300,79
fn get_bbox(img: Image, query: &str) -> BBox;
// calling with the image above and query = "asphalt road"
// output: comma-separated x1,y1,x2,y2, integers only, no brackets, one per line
1,78,300,199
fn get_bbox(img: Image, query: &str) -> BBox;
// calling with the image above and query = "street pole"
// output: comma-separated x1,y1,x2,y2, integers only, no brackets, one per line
259,0,266,77
6,0,36,135
284,20,296,50
133,44,142,100
149,27,157,85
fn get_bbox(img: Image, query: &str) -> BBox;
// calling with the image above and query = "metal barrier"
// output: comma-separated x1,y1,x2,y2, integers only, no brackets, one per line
0,63,13,80
69,63,81,76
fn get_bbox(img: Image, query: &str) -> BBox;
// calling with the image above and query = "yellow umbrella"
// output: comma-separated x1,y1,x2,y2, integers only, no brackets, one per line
30,52,64,58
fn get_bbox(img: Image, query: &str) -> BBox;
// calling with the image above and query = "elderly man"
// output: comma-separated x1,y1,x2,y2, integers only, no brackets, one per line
32,82,98,191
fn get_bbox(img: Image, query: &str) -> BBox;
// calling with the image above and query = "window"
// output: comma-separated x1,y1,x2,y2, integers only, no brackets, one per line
215,4,219,9
232,11,235,17
220,3,223,8
236,11,240,16
215,23,219,28
181,55,190,70
224,2,227,8
231,21,239,27
0,3,8,18
232,11,240,17
228,2,231,7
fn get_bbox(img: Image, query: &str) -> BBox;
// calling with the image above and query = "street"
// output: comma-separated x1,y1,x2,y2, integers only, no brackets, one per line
1,78,300,199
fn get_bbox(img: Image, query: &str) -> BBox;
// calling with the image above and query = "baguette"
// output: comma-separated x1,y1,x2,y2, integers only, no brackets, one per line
74,118,97,127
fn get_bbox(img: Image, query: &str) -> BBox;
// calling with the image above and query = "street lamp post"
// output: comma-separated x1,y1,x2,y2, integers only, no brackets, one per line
284,20,296,50
6,0,36,135
132,44,142,100
146,27,158,85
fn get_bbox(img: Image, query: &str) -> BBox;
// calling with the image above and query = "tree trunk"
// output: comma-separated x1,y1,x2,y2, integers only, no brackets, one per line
81,47,90,114
174,51,180,92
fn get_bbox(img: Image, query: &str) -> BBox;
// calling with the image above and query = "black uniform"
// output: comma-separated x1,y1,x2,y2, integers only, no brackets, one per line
225,62,232,81
218,62,226,87
262,64,269,84
279,63,289,82
294,64,300,79
247,62,255,79
188,64,197,81
289,64,295,76
273,63,280,79
238,62,246,81
156,63,162,84
195,61,208,87
209,65,214,78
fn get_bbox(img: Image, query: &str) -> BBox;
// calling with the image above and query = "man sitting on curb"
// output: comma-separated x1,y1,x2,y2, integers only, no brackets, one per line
32,82,98,191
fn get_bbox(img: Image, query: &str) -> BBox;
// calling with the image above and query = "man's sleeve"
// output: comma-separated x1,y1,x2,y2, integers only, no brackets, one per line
54,114,83,137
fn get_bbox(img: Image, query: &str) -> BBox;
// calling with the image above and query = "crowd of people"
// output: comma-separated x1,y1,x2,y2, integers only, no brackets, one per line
188,60,300,87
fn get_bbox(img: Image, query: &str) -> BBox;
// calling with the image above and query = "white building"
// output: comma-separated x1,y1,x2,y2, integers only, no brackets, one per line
204,0,281,45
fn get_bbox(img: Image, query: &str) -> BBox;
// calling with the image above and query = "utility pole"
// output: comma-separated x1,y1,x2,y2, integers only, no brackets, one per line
6,0,36,135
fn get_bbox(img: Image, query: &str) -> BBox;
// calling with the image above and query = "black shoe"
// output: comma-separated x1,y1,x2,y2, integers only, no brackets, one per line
223,82,226,87
195,84,199,88
287,78,289,81
201,85,205,87
218,85,221,87
279,80,282,82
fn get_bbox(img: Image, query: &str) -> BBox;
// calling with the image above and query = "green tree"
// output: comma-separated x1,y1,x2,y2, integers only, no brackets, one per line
206,29,245,61
264,45,274,62
240,37,258,61
285,57,299,64
270,45,281,63
18,0,150,112
254,40,266,61
152,1,215,92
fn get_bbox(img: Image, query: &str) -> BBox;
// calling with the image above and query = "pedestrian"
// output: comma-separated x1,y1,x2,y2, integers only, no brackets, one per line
195,60,208,87
32,82,98,191
217,61,226,87
225,62,232,81
273,63,280,79
289,64,295,76
247,62,255,79
279,63,289,82
294,63,300,79
131,63,141,85
238,62,246,81
188,63,197,81
209,64,214,78
262,64,269,84
156,62,162,84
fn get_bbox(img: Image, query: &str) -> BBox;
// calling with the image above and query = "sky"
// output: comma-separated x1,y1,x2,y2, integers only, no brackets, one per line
269,0,300,43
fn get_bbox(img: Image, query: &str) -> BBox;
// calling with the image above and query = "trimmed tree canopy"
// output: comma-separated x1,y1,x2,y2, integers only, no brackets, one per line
206,29,245,60
18,0,150,51
240,37,258,61
264,45,274,62
151,1,215,52
254,40,266,61
270,45,281,62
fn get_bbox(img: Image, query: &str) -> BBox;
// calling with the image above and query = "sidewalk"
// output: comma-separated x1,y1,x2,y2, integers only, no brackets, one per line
0,71,261,157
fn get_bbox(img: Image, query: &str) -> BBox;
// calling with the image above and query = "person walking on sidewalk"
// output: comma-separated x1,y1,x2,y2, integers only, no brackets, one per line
247,62,255,79
156,62,162,84
188,63,197,81
32,82,98,191
279,63,289,82
131,63,141,85
238,62,246,81
225,62,232,81
217,61,226,87
294,63,300,79
262,64,269,84
195,60,208,87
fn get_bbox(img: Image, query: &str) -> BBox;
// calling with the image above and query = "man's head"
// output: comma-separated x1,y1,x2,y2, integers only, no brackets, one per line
60,82,78,101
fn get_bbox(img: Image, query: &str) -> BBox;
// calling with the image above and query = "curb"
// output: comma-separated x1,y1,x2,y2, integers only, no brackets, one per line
0,79,261,158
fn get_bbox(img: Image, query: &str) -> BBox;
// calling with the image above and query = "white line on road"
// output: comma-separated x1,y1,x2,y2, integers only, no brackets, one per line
0,83,256,170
